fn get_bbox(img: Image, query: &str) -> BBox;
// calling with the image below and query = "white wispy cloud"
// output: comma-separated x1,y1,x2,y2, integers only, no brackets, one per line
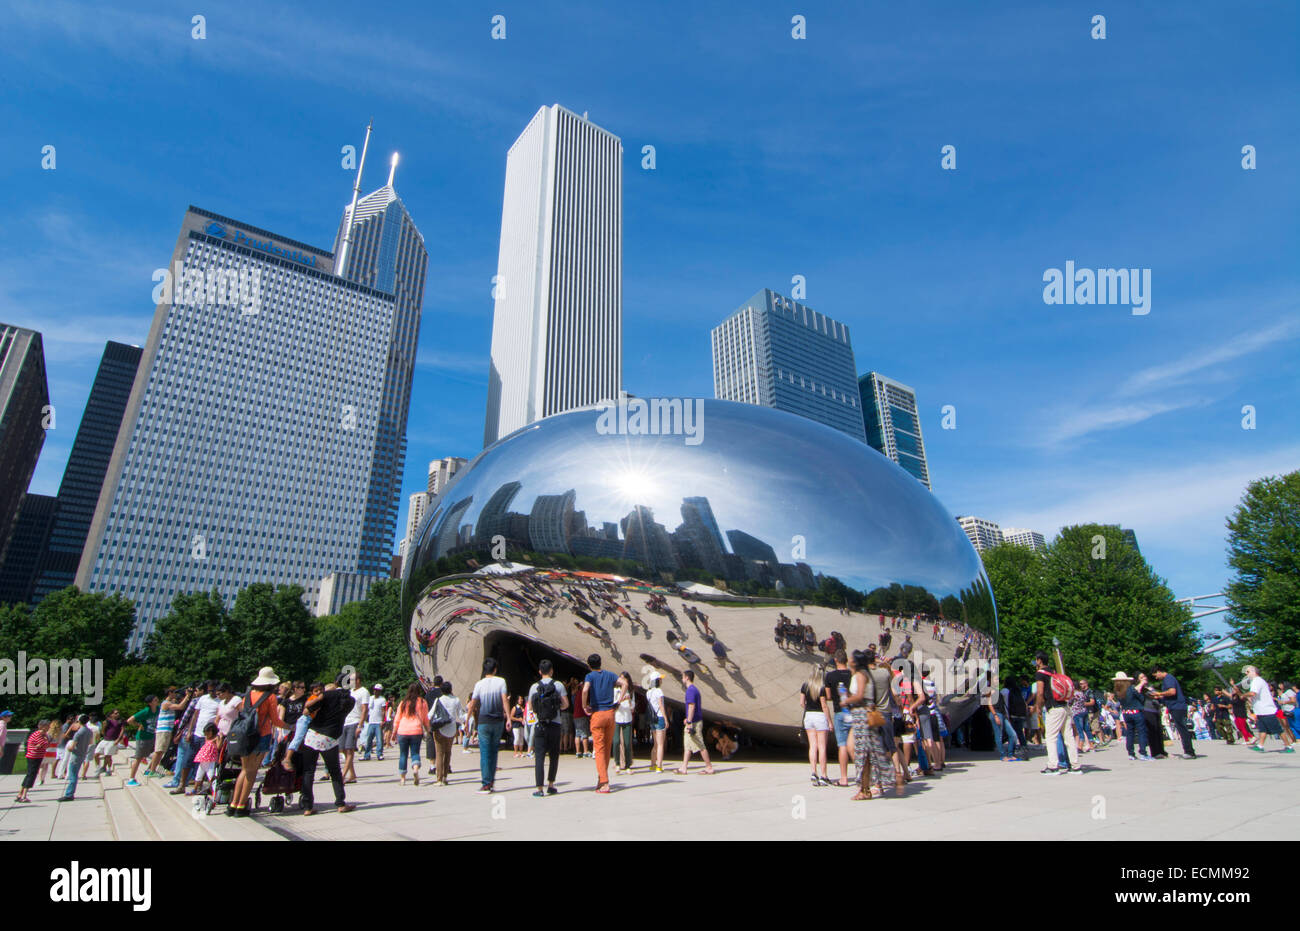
999,444,1300,554
1121,316,1300,395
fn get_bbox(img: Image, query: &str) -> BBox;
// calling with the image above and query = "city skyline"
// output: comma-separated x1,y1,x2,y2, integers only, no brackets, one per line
4,1,1297,636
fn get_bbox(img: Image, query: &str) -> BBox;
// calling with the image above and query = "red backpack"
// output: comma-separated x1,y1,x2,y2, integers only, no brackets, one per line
1045,671,1075,703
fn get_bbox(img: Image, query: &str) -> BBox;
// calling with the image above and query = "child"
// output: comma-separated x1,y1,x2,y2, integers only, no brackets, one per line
189,724,221,796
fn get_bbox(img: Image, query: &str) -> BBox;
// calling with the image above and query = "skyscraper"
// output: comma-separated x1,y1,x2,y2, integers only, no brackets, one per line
427,456,468,497
332,166,429,580
711,290,866,441
859,372,932,490
484,104,623,446
0,324,49,567
29,341,142,602
956,516,1003,552
78,197,423,650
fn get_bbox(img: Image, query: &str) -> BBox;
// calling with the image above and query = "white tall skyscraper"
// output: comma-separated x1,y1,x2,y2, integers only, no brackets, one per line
483,104,623,447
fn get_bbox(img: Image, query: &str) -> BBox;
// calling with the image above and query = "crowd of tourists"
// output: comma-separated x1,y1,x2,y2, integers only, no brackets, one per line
983,659,1296,775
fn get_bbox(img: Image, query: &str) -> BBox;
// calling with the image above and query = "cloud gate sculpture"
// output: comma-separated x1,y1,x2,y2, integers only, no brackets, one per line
403,400,997,749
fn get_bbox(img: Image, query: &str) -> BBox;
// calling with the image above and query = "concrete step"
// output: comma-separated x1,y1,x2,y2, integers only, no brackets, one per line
137,774,286,841
99,774,156,841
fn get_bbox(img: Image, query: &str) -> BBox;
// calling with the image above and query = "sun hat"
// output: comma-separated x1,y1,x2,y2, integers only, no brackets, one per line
1111,671,1134,681
251,667,280,687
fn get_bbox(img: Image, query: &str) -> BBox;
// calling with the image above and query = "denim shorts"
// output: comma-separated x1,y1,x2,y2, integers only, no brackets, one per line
574,718,590,739
652,715,667,731
832,710,852,746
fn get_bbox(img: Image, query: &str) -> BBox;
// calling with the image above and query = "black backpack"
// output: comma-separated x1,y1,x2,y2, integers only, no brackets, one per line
226,690,271,758
534,680,561,724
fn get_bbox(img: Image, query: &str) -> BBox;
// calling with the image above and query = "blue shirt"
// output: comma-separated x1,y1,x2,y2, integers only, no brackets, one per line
684,684,702,723
584,670,619,712
1159,674,1187,712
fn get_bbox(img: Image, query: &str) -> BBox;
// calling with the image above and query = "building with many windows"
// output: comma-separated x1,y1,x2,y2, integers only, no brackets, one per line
427,456,467,497
712,290,866,441
77,198,424,650
1001,527,1046,551
0,324,48,569
484,105,622,446
858,371,931,490
956,515,1003,553
28,342,143,603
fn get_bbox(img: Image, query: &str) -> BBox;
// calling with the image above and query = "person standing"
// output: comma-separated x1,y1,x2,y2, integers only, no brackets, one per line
429,681,462,786
1135,673,1167,758
297,681,357,816
675,670,714,775
824,650,854,787
570,676,592,758
1211,687,1236,744
58,715,95,802
1150,664,1196,759
582,654,621,793
361,684,387,762
392,683,430,786
801,666,832,786
1033,652,1080,775
166,685,204,792
124,696,160,786
528,659,568,797
15,721,50,803
228,668,288,817
986,677,1020,762
1113,673,1151,760
613,671,636,775
468,658,510,793
341,678,370,782
1240,666,1291,752
645,672,669,773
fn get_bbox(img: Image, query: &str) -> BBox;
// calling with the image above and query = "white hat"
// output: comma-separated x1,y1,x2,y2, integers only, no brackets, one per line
373,683,384,691
251,666,280,687
1111,671,1133,682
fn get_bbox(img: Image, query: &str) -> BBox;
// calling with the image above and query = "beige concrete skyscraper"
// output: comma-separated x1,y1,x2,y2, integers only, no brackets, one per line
483,105,623,447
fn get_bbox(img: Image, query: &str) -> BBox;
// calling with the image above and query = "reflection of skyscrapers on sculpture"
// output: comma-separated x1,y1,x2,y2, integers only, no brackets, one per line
404,400,998,745
484,105,623,446
712,289,867,441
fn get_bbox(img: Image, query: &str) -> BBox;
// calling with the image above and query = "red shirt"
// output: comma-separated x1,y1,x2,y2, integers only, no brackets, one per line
25,730,49,759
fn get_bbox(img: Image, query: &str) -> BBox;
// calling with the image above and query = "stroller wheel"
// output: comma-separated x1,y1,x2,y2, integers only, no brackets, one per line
269,795,285,814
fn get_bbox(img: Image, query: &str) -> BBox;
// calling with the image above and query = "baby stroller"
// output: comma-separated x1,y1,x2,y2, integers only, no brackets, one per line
194,740,242,816
258,739,302,814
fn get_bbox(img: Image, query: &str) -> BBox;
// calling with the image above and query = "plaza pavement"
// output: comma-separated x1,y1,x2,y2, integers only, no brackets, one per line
3,736,1295,841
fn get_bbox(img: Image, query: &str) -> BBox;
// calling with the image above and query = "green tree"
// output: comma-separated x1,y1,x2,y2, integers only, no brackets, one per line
1224,471,1300,679
26,586,135,672
983,527,1201,686
144,589,237,682
316,580,408,688
103,664,181,714
230,584,319,683
980,542,1051,679
1040,525,1200,684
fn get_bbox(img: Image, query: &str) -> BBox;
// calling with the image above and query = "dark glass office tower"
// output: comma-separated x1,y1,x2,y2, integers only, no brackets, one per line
30,341,142,602
0,325,49,570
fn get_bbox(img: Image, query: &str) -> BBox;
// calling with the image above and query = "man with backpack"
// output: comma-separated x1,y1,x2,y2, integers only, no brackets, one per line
1033,651,1080,775
528,659,569,797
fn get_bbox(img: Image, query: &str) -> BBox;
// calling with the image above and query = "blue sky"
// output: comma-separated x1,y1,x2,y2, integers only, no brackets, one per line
3,0,1296,637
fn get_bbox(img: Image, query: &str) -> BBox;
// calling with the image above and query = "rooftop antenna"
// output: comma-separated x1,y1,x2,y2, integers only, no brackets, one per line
387,151,400,187
337,119,372,274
